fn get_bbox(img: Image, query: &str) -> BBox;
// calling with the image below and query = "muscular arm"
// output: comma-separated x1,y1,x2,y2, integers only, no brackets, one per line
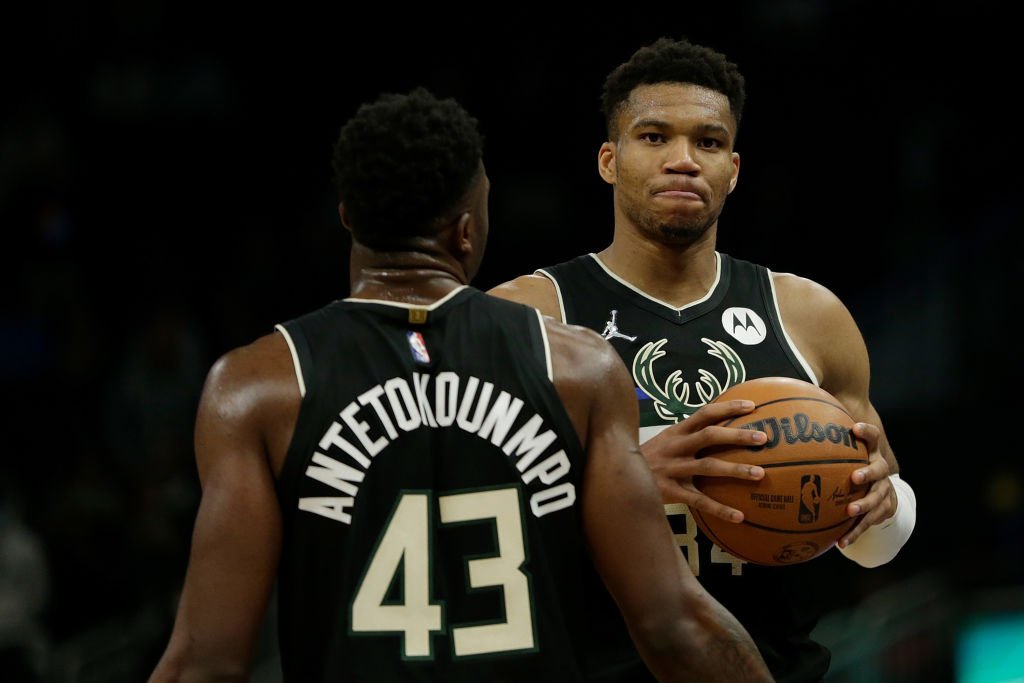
547,322,773,683
149,333,299,682
774,273,895,467
774,272,911,555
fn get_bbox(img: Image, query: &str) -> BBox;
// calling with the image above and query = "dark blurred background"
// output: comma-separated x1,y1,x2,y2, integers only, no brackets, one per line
3,1,1021,681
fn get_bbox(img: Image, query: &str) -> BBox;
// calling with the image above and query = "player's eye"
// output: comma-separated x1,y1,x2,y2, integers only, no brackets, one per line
697,137,723,150
639,132,666,144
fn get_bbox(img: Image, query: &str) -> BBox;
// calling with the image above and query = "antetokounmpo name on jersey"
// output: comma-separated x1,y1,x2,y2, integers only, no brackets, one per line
298,372,575,524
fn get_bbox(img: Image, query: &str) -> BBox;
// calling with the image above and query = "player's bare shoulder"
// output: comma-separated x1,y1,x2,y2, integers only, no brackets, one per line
197,331,302,471
203,332,297,407
540,316,639,456
542,316,627,392
771,271,857,333
488,274,561,320
771,270,868,389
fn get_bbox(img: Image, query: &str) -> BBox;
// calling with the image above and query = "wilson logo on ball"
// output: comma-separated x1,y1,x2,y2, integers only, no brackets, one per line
738,410,859,452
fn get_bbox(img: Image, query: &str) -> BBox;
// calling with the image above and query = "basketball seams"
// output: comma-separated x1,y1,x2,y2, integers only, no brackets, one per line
755,395,852,417
760,459,867,468
718,395,852,427
740,518,858,535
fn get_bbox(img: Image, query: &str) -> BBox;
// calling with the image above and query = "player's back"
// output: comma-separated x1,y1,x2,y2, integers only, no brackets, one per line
273,286,628,682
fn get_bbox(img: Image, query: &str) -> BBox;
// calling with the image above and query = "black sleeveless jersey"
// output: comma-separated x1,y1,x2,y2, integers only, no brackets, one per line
273,286,648,683
538,252,842,683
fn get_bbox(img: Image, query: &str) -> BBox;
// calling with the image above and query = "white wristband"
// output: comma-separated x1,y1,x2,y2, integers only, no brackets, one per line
837,473,917,568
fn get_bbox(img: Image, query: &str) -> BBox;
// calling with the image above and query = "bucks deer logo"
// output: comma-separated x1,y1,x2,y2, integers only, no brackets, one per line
631,338,746,422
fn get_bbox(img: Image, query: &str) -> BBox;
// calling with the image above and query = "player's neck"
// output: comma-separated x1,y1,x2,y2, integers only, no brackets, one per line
349,244,470,305
597,230,718,307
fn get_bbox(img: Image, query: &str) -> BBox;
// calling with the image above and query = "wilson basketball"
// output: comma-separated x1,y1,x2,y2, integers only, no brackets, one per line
692,377,870,566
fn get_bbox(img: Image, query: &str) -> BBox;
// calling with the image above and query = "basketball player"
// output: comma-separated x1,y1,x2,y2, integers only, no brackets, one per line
147,88,774,682
489,37,917,682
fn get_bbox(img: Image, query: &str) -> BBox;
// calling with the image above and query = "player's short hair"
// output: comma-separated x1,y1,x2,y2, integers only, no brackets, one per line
600,37,746,139
332,87,484,249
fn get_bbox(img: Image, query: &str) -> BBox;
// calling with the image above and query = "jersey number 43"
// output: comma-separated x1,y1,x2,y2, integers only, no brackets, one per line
351,487,536,659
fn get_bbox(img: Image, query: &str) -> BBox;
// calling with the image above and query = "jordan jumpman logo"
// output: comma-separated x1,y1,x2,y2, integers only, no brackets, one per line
601,310,637,341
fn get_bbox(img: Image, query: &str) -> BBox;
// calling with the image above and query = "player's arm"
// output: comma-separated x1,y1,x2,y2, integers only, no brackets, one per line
487,274,563,320
548,322,773,683
148,334,294,682
774,272,915,566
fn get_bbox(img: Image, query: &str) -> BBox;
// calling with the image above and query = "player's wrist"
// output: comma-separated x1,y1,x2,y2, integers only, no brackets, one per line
838,473,916,568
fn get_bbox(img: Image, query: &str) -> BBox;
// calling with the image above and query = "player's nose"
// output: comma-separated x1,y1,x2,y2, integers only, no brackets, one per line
662,139,700,174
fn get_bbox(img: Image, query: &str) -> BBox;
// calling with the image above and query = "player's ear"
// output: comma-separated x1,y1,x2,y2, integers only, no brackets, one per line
338,201,353,231
598,142,617,185
455,211,473,256
727,152,740,194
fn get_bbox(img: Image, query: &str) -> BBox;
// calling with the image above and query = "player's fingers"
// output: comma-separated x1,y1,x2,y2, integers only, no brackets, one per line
680,399,758,431
656,476,703,506
851,455,891,485
655,479,746,522
838,517,872,548
661,456,764,481
840,490,895,547
685,489,746,523
687,424,767,452
846,478,892,518
852,422,881,450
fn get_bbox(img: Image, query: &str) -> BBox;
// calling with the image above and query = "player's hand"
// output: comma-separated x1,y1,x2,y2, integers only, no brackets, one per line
640,399,767,522
838,421,897,548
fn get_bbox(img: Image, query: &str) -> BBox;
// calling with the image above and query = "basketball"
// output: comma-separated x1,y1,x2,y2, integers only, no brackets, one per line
692,377,870,566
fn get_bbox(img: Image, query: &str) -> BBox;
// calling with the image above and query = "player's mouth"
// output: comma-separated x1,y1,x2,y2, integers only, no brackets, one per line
653,189,702,201
651,183,705,202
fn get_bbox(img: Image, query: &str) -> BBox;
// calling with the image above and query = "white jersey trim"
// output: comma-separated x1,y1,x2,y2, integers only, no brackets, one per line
639,424,670,445
533,309,554,382
766,270,819,386
588,252,721,312
274,324,307,398
533,269,567,323
343,285,467,309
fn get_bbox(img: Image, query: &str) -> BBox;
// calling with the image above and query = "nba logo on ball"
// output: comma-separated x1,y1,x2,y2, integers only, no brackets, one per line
799,475,821,523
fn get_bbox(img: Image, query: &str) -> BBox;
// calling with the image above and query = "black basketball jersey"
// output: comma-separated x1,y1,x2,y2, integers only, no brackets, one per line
538,252,841,683
273,286,648,683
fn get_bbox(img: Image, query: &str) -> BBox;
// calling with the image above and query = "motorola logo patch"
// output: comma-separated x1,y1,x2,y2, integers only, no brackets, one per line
721,307,766,345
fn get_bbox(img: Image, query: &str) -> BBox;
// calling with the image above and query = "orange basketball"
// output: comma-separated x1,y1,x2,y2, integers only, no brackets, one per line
692,377,869,566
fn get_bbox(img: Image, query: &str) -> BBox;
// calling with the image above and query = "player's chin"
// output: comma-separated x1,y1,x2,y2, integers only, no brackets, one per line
654,222,706,246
